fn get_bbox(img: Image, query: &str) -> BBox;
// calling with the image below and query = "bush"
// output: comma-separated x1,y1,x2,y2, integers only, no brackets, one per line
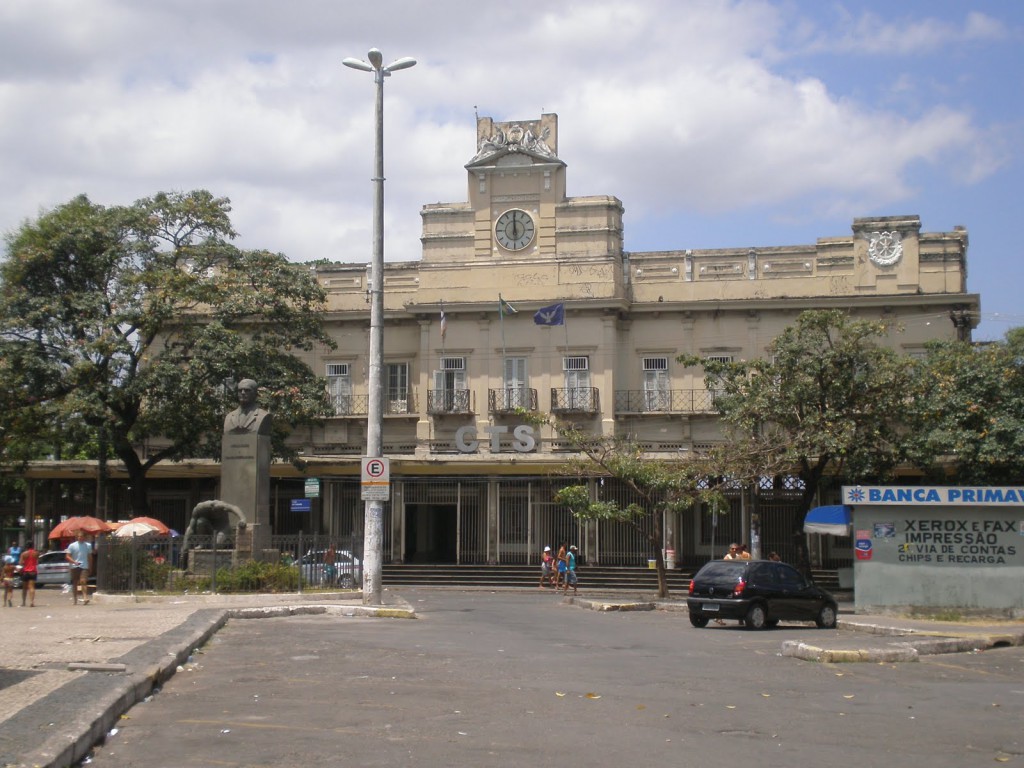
210,560,299,592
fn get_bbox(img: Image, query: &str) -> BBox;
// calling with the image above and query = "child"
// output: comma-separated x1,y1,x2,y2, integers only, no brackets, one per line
2,556,16,607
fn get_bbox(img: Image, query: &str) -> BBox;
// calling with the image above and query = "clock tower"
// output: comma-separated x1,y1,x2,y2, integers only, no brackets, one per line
420,114,622,268
465,114,565,259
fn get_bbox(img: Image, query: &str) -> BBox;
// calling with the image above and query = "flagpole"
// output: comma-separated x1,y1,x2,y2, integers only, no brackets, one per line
499,294,508,360
440,301,446,357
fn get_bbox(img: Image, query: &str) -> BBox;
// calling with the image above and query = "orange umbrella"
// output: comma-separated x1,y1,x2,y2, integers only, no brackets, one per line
127,516,171,535
48,516,114,539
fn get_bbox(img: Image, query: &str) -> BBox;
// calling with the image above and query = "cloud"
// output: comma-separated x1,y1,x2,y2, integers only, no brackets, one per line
0,0,1007,267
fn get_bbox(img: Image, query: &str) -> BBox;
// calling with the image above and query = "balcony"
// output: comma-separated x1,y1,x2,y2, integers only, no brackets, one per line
329,390,417,417
427,389,474,415
488,387,539,414
550,387,600,414
613,389,722,414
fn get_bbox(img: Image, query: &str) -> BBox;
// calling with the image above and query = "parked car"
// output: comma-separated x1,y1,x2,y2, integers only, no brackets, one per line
298,549,362,589
687,559,838,630
36,549,72,586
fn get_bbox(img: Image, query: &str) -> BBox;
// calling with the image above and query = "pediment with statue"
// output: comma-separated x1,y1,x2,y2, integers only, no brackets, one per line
466,115,565,168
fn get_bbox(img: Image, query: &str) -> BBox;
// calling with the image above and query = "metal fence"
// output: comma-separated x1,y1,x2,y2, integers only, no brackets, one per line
96,532,361,593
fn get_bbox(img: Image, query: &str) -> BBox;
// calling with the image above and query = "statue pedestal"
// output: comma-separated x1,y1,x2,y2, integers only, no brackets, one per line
221,432,271,548
188,549,235,574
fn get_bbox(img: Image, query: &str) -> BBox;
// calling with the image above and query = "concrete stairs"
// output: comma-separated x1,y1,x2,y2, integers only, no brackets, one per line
381,564,841,592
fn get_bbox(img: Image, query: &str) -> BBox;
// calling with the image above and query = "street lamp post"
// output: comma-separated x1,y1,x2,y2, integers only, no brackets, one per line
343,48,415,606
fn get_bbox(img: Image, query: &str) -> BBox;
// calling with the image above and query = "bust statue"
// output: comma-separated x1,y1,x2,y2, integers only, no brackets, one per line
223,378,272,435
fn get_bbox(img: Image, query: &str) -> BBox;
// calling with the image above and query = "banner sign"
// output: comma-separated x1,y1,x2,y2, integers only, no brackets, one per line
843,486,1024,507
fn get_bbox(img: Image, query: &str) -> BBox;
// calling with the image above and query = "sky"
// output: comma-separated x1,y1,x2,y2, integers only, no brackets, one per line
1,1,1021,340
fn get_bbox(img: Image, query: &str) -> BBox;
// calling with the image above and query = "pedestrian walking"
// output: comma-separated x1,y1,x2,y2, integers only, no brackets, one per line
66,532,93,605
555,542,568,590
539,546,554,588
562,544,579,595
19,542,38,607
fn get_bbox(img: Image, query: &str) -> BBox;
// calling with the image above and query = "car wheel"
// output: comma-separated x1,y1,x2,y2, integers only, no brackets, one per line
815,604,838,629
339,574,355,589
744,603,767,630
689,613,710,628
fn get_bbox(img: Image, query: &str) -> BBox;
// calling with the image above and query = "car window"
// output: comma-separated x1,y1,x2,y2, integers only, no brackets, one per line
748,562,776,586
775,563,806,589
39,552,67,564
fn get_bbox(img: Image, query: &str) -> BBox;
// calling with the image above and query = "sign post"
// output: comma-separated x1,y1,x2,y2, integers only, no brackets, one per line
361,457,390,501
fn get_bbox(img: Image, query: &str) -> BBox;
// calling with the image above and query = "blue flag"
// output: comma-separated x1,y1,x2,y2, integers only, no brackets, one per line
533,302,564,326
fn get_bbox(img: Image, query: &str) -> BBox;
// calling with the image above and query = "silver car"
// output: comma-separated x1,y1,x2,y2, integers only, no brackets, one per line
36,549,71,586
298,549,362,589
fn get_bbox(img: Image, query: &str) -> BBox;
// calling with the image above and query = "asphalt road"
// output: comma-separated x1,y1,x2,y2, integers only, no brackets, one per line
86,589,1024,768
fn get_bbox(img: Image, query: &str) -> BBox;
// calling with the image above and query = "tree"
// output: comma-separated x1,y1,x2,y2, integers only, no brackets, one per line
547,420,739,598
679,310,916,524
0,191,335,515
904,330,1024,484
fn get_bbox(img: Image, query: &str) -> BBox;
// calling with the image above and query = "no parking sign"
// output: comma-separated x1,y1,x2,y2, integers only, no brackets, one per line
361,457,390,501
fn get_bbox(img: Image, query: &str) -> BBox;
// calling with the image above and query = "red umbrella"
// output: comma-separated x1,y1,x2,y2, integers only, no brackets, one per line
127,516,171,535
48,516,114,539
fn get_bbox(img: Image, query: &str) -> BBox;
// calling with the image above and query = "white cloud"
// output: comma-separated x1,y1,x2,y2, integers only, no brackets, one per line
0,0,1010,271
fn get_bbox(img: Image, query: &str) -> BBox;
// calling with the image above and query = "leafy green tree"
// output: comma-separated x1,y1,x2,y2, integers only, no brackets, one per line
904,330,1024,484
0,191,334,514
548,421,738,598
679,310,916,522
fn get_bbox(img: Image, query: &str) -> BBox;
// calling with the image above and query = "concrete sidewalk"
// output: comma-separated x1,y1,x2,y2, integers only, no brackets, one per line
2,586,1024,768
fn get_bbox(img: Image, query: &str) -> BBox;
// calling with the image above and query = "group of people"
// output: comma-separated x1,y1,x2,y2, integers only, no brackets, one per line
723,543,782,562
2,531,94,608
723,543,752,560
539,542,579,595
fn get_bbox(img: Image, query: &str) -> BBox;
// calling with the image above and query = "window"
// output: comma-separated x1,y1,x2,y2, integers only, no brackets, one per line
563,356,592,410
433,357,467,412
503,357,528,409
327,363,352,415
387,362,410,414
704,354,734,365
642,357,669,411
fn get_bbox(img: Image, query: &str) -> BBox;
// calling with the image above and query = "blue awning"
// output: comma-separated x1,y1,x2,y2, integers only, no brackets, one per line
803,505,852,536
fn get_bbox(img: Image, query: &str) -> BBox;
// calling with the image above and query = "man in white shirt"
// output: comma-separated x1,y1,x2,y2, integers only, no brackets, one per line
66,532,92,605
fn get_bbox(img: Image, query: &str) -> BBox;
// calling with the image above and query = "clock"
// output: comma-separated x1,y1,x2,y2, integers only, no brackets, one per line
495,209,535,251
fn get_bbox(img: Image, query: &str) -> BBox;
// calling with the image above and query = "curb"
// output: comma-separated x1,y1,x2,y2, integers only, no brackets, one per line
566,597,1024,664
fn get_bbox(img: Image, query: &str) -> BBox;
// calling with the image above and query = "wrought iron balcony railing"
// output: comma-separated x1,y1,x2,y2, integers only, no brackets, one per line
330,389,417,416
427,389,474,415
487,387,539,413
550,387,600,414
612,388,723,414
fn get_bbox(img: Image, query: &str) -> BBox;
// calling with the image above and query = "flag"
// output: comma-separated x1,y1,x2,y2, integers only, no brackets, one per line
440,307,447,340
499,295,518,316
533,302,565,326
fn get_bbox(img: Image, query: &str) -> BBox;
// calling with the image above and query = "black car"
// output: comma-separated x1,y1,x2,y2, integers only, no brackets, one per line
687,559,838,630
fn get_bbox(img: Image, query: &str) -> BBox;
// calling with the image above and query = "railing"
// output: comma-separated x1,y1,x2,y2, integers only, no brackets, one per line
613,389,723,413
550,387,600,413
330,390,417,416
427,389,473,415
487,387,538,413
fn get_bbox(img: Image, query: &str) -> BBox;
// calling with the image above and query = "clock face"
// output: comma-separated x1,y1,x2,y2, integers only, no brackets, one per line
495,209,535,251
